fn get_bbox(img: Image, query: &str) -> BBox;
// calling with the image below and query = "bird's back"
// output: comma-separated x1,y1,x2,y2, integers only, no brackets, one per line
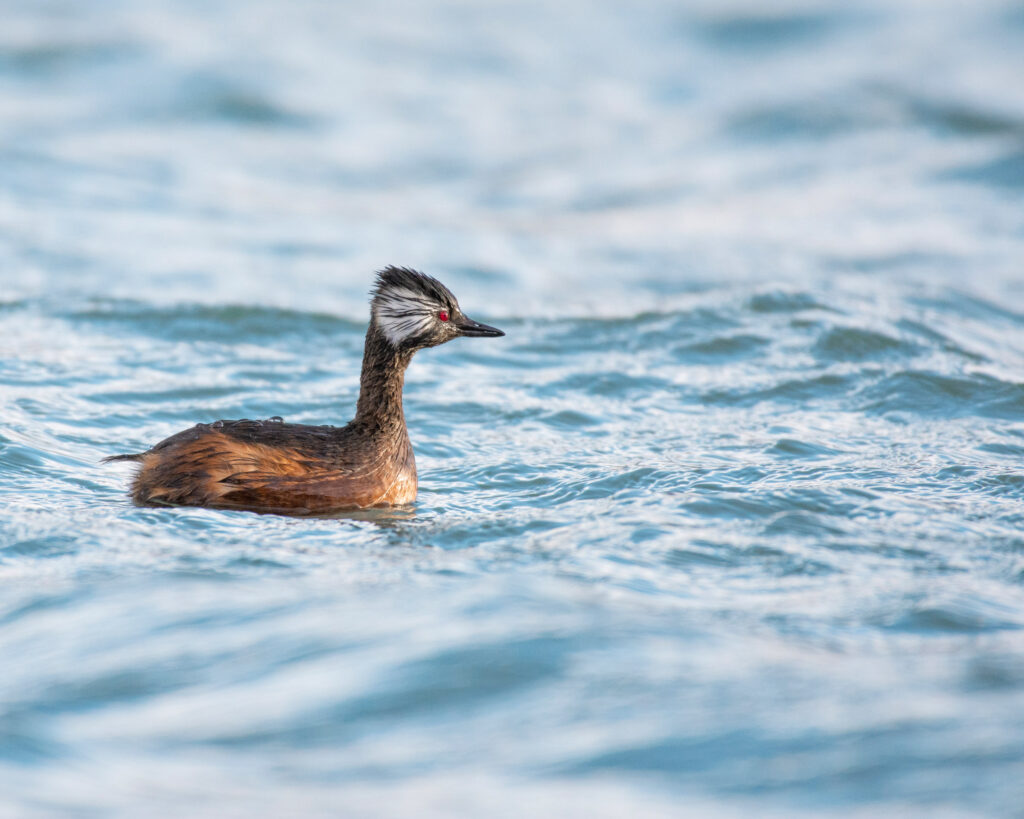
111,419,417,515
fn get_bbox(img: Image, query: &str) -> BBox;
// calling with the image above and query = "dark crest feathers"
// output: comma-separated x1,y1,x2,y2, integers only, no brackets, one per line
371,266,456,307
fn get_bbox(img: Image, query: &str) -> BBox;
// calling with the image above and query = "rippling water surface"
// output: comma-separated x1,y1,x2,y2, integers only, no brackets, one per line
4,1,1024,816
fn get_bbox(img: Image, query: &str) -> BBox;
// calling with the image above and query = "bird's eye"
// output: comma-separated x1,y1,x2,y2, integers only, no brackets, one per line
438,309,450,322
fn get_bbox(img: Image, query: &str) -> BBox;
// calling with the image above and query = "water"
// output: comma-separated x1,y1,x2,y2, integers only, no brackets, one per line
3,0,1024,815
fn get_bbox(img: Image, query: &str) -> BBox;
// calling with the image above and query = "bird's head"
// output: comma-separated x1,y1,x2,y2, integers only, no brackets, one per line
370,266,504,350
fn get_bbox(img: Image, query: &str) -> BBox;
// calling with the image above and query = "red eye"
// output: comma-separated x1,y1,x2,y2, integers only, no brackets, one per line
438,310,449,322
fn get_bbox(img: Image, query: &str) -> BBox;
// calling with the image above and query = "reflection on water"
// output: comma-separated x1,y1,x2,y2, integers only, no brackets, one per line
3,0,1024,816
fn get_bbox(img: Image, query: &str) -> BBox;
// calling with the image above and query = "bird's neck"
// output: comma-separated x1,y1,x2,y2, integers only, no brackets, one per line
353,324,414,435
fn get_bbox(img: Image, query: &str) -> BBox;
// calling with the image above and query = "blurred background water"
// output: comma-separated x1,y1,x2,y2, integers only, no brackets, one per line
3,0,1024,816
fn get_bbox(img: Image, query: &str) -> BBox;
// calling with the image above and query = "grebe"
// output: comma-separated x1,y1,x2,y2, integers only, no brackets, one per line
104,267,504,515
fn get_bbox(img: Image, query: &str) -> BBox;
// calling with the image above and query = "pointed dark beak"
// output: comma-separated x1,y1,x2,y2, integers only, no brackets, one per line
455,314,505,338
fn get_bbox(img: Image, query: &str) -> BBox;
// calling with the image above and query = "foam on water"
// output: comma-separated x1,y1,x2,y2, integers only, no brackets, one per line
3,0,1024,816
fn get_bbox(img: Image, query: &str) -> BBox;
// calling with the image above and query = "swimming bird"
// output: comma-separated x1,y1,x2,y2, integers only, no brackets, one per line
104,267,504,515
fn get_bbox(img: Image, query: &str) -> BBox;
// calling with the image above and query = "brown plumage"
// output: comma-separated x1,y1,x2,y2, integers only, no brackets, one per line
104,267,504,515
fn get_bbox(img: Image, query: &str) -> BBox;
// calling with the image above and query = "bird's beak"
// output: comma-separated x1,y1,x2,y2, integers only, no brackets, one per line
455,314,505,338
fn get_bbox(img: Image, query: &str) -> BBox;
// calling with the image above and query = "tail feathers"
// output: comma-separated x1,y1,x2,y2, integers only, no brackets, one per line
102,452,146,464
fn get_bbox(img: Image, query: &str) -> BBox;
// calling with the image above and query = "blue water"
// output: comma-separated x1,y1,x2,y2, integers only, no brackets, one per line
3,0,1024,815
